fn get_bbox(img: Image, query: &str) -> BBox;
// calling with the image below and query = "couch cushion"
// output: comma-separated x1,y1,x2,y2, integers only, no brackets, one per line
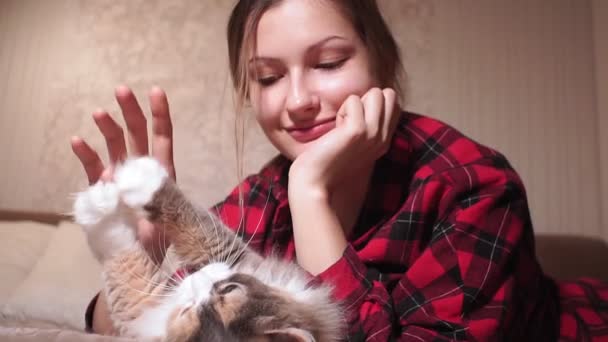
536,234,608,282
0,221,56,304
1,221,102,330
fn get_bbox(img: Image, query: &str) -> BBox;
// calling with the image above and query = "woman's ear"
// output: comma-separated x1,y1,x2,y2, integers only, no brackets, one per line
265,327,316,342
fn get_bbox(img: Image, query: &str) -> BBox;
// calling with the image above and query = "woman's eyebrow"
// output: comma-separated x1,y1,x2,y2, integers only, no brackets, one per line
306,35,348,52
248,35,348,64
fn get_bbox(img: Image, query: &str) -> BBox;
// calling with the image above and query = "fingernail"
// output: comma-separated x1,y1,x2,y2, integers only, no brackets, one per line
115,85,131,96
150,86,164,96
100,168,113,182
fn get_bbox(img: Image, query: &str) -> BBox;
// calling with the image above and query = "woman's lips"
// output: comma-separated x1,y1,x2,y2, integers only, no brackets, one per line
287,119,336,143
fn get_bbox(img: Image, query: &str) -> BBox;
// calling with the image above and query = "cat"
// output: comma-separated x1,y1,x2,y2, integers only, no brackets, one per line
73,157,344,341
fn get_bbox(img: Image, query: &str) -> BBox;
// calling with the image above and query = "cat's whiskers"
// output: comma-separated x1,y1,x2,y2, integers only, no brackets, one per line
126,265,173,291
178,202,215,268
120,267,175,296
122,285,176,298
226,184,272,268
121,269,180,299
165,225,188,284
154,224,185,285
225,184,266,267
223,184,250,266
193,206,222,266
207,209,225,265
112,252,177,294
117,211,182,289
210,204,227,265
210,211,235,266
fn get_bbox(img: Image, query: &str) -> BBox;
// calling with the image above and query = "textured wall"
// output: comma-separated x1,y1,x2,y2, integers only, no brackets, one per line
422,0,602,238
0,0,604,239
593,0,608,239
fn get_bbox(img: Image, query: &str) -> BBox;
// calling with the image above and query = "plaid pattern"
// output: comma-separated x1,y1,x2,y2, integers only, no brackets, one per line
84,112,608,340
558,278,608,341
212,112,608,341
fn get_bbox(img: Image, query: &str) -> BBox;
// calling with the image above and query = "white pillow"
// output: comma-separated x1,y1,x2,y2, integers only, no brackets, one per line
1,221,103,330
0,221,56,304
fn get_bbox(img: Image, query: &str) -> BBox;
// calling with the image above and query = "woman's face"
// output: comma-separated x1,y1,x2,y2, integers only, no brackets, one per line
248,0,377,160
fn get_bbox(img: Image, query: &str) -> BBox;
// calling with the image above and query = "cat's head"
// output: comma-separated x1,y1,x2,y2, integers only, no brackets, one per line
164,262,343,342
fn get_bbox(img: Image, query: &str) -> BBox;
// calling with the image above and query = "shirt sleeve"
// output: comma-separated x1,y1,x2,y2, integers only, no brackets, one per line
316,158,543,341
210,174,279,247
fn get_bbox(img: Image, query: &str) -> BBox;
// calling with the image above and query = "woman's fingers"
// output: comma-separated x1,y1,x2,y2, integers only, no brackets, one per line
74,86,176,185
339,94,365,136
149,87,176,181
381,88,399,142
115,85,149,156
92,109,127,164
70,136,105,185
361,88,384,139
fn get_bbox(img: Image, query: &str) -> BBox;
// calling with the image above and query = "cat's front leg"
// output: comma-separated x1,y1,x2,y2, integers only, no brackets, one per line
114,157,248,269
73,165,172,339
73,181,138,263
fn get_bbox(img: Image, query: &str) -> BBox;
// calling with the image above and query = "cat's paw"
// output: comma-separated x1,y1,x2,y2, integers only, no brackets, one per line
73,181,120,226
73,181,136,263
115,157,168,208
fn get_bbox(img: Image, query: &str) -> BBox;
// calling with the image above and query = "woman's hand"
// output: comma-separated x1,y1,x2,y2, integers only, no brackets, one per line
288,87,400,198
70,85,175,263
287,88,400,274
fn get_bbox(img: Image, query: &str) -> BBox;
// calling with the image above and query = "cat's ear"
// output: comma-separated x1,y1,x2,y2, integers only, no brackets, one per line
264,327,316,342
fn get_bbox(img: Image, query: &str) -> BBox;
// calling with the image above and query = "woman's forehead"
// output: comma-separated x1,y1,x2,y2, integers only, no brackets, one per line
253,0,358,59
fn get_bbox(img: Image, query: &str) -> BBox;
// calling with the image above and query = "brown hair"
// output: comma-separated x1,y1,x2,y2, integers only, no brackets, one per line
227,0,405,106
226,0,406,180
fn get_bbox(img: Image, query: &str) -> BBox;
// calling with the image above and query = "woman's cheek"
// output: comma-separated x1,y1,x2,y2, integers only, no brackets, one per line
252,90,281,121
315,73,374,108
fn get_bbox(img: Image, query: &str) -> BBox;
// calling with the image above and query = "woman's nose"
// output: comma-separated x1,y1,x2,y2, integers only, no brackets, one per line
285,75,319,119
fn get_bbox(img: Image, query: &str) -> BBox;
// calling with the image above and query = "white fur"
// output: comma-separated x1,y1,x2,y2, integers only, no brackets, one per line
172,262,233,310
236,257,332,304
73,181,120,226
73,157,342,340
128,263,234,339
127,259,341,341
115,157,168,208
236,257,343,340
127,302,173,339
73,157,168,263
73,181,137,263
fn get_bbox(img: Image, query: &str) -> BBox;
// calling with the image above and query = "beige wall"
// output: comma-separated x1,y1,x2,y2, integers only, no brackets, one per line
420,0,602,238
0,0,605,239
593,0,608,239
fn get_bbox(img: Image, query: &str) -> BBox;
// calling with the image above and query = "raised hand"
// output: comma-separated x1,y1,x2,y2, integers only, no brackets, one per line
286,88,401,274
288,87,400,196
70,85,175,263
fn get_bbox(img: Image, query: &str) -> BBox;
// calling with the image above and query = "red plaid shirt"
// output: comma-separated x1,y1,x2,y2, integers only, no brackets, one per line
86,112,608,341
211,112,606,341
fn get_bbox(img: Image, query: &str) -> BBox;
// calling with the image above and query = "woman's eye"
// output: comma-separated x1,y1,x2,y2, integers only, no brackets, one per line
257,75,280,87
316,58,347,70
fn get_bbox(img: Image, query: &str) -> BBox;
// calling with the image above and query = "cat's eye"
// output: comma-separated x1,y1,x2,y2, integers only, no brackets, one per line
177,305,191,317
218,283,239,295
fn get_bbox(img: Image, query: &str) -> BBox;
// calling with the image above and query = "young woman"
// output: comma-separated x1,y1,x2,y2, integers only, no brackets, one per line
72,0,606,340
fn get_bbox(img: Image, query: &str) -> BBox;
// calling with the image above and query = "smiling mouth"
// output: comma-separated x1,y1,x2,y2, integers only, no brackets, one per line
287,118,336,143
